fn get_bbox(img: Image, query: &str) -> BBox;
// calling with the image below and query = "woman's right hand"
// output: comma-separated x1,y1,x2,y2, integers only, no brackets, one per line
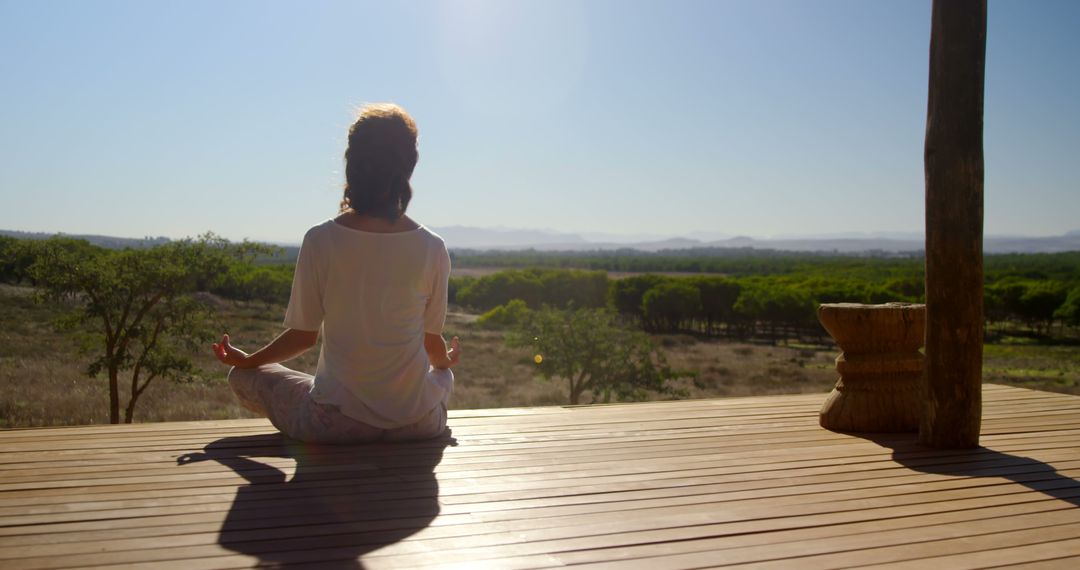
212,334,251,368
445,336,462,368
426,333,461,369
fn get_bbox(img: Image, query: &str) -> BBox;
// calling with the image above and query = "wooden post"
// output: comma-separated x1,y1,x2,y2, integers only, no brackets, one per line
921,0,987,448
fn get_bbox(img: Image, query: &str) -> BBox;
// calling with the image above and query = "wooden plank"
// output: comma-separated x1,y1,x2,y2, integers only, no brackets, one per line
413,509,1080,569
4,437,1076,508
7,486,1080,570
4,463,1079,558
5,432,1076,510
0,386,1077,569
4,431,1075,511
3,402,1072,468
3,455,1076,543
8,440,1080,528
2,494,1075,566
0,428,1045,483
768,531,1080,570
5,460,1079,566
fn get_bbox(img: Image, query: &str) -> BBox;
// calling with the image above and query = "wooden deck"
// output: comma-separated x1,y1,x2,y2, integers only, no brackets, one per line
1,384,1079,569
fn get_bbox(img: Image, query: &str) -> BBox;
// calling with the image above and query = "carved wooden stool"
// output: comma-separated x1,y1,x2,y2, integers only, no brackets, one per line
817,302,926,432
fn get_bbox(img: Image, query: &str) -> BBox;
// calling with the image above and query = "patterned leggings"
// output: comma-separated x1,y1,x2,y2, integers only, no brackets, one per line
228,364,452,444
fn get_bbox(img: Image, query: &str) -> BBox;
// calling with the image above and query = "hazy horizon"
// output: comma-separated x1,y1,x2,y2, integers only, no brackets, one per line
2,0,1078,244
4,224,1077,252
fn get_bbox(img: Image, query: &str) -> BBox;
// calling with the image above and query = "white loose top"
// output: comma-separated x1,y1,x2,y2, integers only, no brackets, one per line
283,219,451,429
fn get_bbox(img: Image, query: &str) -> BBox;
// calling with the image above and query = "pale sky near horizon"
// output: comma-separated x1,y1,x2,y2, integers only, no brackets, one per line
1,0,1077,245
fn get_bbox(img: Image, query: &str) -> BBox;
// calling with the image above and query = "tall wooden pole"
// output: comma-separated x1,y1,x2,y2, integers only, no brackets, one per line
921,0,987,449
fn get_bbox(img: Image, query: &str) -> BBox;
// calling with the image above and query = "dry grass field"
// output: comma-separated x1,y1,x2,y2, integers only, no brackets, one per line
1,284,1076,428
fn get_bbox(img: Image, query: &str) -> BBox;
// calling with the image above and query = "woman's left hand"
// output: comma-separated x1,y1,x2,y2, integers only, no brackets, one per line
212,333,251,368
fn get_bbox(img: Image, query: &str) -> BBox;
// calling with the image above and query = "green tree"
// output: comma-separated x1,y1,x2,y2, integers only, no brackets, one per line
508,306,688,405
608,274,668,320
985,278,1028,326
691,277,741,335
214,263,293,306
883,275,925,301
0,235,19,283
447,275,474,305
1017,281,1068,334
642,280,702,333
1054,286,1080,328
455,268,609,311
29,235,268,423
455,270,543,310
476,299,531,329
1,236,101,285
733,283,816,342
536,269,609,308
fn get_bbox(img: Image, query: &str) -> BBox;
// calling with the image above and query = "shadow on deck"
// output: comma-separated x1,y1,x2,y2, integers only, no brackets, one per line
177,431,455,568
1,384,1079,569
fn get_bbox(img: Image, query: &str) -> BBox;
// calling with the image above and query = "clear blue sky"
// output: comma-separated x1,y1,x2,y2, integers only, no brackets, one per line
1,0,1077,244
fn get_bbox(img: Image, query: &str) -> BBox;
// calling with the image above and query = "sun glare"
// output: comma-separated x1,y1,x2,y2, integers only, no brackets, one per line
435,0,589,116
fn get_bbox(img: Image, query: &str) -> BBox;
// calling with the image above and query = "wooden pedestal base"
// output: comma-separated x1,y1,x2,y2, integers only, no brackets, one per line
817,303,926,433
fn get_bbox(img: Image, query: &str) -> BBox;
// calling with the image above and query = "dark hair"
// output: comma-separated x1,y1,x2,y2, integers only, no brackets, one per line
340,103,419,220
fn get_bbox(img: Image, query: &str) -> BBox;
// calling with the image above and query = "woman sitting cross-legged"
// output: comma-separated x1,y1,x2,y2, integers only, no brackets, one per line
213,103,460,444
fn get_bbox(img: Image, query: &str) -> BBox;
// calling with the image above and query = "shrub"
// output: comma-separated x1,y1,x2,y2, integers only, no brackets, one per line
477,299,531,329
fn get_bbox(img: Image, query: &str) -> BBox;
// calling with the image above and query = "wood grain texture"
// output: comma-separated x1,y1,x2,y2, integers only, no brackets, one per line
0,385,1078,568
922,0,988,448
817,303,925,433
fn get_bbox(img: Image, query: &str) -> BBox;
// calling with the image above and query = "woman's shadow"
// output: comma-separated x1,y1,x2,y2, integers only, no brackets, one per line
178,431,454,568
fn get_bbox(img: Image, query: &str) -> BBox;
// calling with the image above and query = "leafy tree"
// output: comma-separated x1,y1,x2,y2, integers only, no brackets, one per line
536,269,609,308
692,277,741,335
1,236,101,285
29,235,268,423
1054,286,1080,328
985,278,1028,326
1017,281,1068,334
733,282,816,342
447,275,474,305
608,274,668,319
883,275,925,301
508,306,688,404
0,235,19,283
213,263,293,306
455,270,542,310
455,268,608,311
642,280,702,332
476,299,531,329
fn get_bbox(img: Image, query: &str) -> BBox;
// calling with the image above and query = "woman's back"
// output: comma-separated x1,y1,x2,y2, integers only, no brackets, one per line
285,219,451,429
214,102,459,444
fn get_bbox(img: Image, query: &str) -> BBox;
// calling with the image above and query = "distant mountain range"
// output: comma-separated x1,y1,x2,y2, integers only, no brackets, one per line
4,227,1079,255
431,226,1080,254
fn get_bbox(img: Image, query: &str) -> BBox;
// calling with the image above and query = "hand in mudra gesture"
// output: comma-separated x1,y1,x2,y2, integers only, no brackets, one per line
212,334,250,367
446,336,462,368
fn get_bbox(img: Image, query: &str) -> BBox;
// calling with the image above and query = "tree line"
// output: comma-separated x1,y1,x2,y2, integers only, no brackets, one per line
451,247,926,277
455,261,1079,342
0,235,293,306
2,235,1077,417
6,237,1076,341
451,248,1080,281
